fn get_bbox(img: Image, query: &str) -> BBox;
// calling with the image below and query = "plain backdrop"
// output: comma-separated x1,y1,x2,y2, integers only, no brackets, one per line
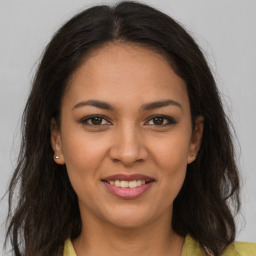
1,0,255,253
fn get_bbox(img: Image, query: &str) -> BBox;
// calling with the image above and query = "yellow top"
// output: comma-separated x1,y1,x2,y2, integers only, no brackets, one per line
63,234,256,256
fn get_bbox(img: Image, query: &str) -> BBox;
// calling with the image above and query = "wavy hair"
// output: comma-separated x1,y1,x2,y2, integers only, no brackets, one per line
5,1,240,255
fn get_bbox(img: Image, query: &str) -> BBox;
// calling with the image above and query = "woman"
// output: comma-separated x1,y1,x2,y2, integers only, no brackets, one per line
5,1,256,256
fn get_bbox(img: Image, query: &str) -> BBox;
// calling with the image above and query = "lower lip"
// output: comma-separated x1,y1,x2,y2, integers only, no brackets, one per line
102,181,154,199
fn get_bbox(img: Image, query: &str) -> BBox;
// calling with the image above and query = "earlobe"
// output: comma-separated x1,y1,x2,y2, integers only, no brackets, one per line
51,118,65,165
187,116,204,164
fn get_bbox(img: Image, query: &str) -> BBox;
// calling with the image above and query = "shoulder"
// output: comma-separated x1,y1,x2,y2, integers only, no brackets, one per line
63,236,256,256
181,235,204,256
63,239,77,256
223,241,256,256
182,235,256,256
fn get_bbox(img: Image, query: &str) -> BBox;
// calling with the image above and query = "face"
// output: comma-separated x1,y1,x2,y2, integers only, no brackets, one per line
51,43,203,229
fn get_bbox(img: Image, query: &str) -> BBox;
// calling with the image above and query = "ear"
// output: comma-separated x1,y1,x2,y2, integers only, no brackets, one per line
187,116,204,164
51,118,65,165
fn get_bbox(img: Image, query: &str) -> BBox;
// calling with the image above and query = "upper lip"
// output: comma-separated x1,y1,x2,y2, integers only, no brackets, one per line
102,174,155,182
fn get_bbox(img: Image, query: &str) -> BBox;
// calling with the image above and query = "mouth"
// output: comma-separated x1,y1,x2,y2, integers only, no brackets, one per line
101,174,155,199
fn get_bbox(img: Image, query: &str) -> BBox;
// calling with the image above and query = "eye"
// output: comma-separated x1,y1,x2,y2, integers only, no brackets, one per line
80,115,111,127
145,115,177,126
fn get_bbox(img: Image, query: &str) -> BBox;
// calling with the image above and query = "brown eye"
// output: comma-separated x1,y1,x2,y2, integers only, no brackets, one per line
81,115,111,126
152,116,164,125
146,115,177,126
90,116,103,125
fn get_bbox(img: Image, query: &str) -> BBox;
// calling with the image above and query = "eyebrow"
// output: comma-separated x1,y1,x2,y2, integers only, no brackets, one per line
72,99,182,111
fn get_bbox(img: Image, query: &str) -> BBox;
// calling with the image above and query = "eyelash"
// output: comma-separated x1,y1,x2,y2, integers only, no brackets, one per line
80,114,177,128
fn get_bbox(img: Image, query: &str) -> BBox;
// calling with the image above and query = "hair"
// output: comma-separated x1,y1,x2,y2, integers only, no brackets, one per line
5,1,240,256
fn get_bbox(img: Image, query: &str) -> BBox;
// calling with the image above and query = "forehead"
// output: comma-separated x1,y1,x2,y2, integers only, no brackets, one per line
64,43,189,112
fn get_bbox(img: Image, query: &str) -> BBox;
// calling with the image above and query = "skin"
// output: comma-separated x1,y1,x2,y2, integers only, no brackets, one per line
51,43,204,256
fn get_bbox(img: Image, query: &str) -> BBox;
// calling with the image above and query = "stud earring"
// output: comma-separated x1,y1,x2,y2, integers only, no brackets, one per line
190,153,194,157
55,155,60,159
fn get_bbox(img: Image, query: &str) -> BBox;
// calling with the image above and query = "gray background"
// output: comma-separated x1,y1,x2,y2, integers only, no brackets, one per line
1,0,255,253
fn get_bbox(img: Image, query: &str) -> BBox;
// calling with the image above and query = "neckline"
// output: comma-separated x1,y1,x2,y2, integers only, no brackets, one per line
65,234,197,256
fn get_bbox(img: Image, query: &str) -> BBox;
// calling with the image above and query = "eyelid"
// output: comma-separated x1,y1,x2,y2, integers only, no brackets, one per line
145,114,177,126
80,114,112,126
80,114,177,127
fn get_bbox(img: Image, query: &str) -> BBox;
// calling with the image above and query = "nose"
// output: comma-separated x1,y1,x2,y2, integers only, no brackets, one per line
109,124,148,167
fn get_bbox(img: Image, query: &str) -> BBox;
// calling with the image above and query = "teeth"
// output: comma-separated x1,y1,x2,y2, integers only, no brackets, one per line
120,180,129,188
107,180,147,188
128,180,137,188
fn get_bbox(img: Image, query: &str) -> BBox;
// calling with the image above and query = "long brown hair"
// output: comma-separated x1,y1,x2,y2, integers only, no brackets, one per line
5,1,240,255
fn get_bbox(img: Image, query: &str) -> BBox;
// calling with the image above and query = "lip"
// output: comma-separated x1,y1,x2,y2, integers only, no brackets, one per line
102,173,155,182
101,173,155,199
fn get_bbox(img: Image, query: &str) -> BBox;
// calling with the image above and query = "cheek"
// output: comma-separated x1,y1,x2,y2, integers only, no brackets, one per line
60,131,108,191
62,129,108,165
60,134,106,210
151,130,190,196
153,130,191,169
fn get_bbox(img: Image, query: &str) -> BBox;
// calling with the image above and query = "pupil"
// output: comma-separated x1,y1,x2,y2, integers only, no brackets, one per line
92,117,102,125
153,117,163,125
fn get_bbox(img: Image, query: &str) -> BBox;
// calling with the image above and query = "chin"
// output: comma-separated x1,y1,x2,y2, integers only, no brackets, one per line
102,205,156,229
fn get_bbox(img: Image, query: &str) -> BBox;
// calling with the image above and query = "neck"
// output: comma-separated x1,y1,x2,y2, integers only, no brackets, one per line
73,211,184,256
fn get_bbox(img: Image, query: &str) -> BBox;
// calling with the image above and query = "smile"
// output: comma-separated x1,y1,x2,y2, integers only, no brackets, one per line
102,174,155,199
106,180,146,188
